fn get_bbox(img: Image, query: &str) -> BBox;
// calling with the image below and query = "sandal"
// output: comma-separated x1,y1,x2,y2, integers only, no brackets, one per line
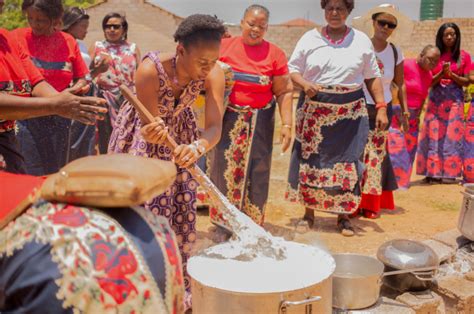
348,208,361,219
337,217,355,237
302,213,315,229
362,209,379,219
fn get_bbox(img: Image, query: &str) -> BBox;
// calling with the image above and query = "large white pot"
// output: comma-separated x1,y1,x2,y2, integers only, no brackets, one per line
188,242,334,314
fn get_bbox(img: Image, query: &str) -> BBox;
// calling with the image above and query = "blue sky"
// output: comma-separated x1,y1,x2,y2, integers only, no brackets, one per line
151,0,473,24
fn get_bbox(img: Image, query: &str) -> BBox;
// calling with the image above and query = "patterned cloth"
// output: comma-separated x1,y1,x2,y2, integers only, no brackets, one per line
286,87,368,214
93,40,138,153
0,201,183,314
358,104,397,213
208,101,275,226
416,83,465,179
388,105,422,189
464,101,474,183
108,51,202,305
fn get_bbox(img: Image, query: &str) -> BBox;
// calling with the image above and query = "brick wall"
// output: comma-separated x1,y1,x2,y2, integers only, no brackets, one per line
401,18,474,58
84,1,473,60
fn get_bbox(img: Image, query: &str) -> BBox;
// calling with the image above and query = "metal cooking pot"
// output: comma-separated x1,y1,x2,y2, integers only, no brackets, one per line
189,242,334,314
377,239,439,292
458,184,474,241
332,253,437,310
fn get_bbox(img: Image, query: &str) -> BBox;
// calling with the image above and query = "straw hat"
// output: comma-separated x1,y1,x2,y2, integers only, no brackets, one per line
351,4,414,45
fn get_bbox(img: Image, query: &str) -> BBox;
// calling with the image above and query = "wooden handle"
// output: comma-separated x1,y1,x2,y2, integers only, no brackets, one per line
119,84,178,150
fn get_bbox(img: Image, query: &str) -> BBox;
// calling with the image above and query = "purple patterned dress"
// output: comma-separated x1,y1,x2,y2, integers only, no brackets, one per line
108,51,204,305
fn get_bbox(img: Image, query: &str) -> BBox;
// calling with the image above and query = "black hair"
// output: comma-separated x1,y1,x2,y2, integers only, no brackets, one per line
436,22,461,62
102,12,128,40
173,14,225,48
22,0,63,20
320,0,355,14
420,44,439,56
243,4,270,19
62,7,89,32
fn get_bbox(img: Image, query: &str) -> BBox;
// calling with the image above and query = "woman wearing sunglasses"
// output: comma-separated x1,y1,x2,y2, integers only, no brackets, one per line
416,22,471,184
352,4,410,219
90,12,141,153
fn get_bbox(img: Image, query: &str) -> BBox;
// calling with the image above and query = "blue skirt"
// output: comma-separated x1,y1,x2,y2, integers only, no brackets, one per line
287,87,369,214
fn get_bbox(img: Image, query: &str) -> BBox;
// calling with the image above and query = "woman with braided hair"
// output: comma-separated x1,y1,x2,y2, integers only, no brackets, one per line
108,14,226,310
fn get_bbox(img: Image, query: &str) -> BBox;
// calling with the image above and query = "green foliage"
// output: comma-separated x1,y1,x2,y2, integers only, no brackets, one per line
0,0,25,30
0,0,96,30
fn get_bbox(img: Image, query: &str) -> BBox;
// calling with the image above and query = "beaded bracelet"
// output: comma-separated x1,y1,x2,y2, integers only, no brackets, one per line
375,102,387,109
282,124,292,129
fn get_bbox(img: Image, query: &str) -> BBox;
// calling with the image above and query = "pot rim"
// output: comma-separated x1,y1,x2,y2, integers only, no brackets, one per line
190,275,332,296
332,253,385,278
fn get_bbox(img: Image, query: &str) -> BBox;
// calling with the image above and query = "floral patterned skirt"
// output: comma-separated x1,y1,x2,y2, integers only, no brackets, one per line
0,201,183,314
464,101,474,183
286,87,368,215
416,84,464,179
388,105,422,189
207,102,276,226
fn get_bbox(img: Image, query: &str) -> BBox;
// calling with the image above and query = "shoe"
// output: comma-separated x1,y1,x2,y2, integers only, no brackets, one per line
441,178,457,184
422,177,433,184
302,213,315,229
337,217,355,237
362,209,379,219
349,208,361,219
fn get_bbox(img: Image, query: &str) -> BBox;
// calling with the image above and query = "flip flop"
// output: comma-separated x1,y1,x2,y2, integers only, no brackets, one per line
337,217,355,237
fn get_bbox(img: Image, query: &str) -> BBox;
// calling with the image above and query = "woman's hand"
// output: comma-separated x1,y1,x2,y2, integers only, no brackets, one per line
280,125,292,152
52,90,107,125
399,110,410,133
375,108,389,130
174,143,200,168
140,119,169,144
302,81,321,98
92,52,111,74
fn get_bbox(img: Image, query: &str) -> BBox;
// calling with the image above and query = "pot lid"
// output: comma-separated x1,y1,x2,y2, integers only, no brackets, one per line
377,239,439,269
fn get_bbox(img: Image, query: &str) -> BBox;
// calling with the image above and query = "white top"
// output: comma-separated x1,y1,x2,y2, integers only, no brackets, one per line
77,39,91,67
288,28,381,88
363,43,404,104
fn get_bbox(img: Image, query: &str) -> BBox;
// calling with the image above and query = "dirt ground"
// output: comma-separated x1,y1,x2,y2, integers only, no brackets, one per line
195,117,464,257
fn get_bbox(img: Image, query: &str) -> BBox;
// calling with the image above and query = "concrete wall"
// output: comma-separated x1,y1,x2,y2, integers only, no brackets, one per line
84,1,474,60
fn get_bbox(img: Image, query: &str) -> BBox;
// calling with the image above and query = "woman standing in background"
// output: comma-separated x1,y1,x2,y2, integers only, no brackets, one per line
416,22,471,184
388,45,440,189
14,0,89,175
91,12,140,153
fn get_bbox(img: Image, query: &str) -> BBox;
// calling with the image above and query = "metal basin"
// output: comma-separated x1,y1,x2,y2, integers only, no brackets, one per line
377,239,438,292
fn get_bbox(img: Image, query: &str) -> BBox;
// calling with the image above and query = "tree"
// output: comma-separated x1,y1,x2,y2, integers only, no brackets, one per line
0,0,96,30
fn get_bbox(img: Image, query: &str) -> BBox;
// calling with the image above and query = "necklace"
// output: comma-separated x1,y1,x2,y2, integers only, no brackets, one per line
323,25,350,45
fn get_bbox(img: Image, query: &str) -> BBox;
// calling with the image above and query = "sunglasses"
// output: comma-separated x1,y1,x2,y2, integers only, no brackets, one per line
104,24,122,30
376,20,397,29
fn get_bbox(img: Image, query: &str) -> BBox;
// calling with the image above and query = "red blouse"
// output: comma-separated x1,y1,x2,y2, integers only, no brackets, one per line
13,28,89,92
0,28,44,132
219,36,289,109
